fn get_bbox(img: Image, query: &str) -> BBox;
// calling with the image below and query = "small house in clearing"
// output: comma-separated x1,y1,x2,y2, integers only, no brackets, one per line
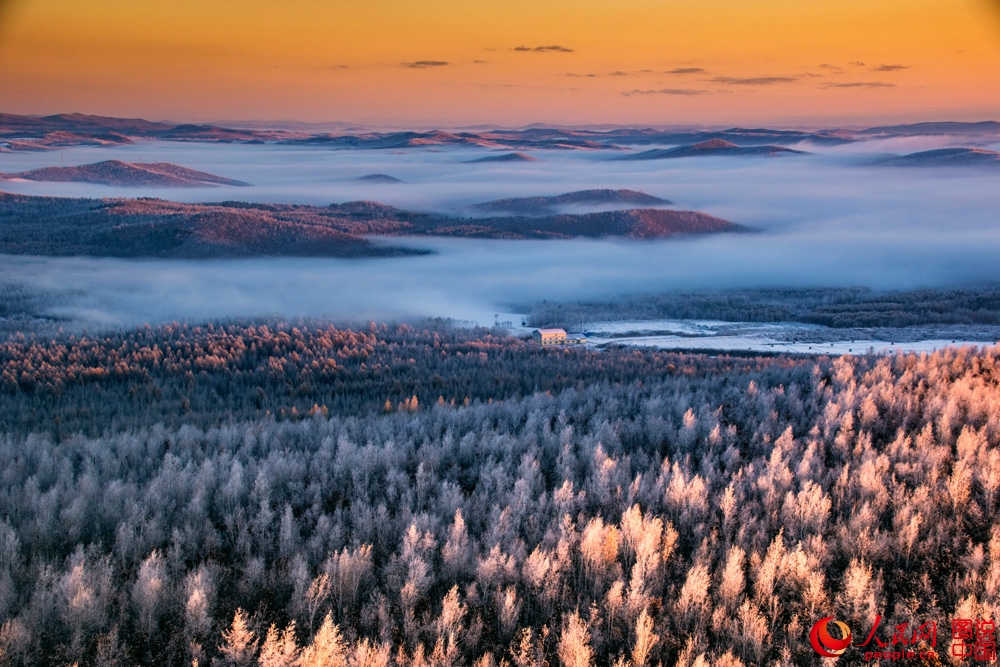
533,328,567,345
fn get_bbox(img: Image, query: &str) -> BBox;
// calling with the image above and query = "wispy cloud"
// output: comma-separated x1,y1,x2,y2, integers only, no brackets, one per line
513,45,574,53
402,60,449,68
872,64,909,72
822,81,896,88
565,68,667,78
666,67,705,75
710,76,797,85
818,63,843,72
850,60,867,67
472,59,488,64
622,88,708,96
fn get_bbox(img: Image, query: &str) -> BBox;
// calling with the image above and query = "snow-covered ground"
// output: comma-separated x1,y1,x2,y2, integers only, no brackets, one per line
588,334,993,355
578,319,735,336
578,319,999,355
462,317,998,355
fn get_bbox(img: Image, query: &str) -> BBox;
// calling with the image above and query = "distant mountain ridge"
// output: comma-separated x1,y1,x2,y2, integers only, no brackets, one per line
2,111,998,153
1,160,250,187
860,121,1000,136
0,191,746,258
0,112,171,136
0,113,288,150
280,131,611,151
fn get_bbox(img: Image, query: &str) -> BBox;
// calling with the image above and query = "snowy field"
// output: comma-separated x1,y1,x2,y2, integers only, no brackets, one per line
588,333,993,355
580,319,999,355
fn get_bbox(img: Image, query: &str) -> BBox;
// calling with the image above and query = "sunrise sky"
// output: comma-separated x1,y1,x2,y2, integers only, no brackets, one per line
1,0,999,127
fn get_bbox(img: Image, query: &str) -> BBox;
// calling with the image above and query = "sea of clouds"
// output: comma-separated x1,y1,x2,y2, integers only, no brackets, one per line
1,135,999,329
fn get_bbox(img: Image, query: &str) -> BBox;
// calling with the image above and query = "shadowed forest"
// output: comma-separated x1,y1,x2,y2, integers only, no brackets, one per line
0,322,786,437
526,286,1000,329
0,321,998,665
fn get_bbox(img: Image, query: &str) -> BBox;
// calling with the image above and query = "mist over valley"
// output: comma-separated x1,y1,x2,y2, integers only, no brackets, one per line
2,125,1000,342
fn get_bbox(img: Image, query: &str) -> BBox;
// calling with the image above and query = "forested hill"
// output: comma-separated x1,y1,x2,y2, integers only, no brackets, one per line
1,160,251,187
0,193,418,258
0,192,745,258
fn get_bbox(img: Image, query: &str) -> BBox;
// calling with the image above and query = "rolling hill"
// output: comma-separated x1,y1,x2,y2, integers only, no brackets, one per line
875,147,1000,167
472,188,671,215
439,208,745,239
0,193,413,258
1,160,251,187
619,139,807,160
0,191,746,258
357,173,405,183
463,152,537,163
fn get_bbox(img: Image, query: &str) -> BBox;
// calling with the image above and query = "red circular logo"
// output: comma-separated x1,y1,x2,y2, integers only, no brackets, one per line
810,617,852,658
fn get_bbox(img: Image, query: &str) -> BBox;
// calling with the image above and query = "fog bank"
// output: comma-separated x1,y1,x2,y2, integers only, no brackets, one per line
4,228,1000,330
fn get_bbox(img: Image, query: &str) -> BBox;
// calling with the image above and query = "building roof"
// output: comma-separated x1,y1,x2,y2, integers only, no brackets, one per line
536,328,567,335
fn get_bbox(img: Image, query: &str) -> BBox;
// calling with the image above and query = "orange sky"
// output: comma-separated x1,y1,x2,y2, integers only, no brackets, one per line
1,0,999,126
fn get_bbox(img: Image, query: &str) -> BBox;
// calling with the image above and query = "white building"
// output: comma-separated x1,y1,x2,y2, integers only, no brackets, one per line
533,328,567,345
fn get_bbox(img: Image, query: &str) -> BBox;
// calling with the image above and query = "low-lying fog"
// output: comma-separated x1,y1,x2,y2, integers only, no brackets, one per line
4,230,1000,330
2,136,999,329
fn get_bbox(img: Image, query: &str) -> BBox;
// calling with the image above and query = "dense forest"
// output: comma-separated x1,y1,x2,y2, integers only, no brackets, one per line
0,321,787,437
0,320,998,664
526,286,1000,329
